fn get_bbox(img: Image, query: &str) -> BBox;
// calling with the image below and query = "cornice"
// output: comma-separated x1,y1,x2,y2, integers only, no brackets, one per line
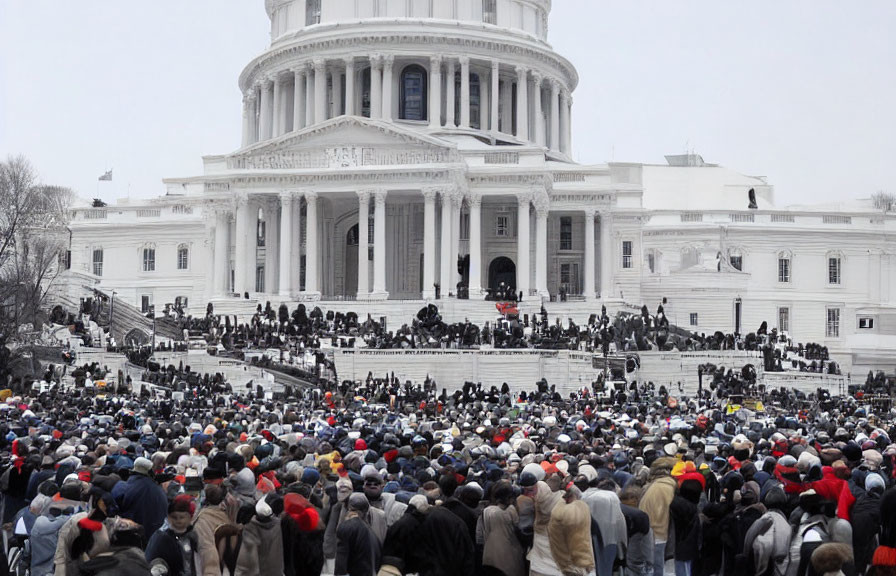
239,28,577,93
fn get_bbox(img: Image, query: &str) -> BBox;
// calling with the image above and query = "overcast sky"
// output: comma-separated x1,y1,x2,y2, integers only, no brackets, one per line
1,1,894,207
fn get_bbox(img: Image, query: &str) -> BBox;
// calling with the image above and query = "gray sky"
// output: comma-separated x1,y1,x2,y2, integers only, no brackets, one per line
2,1,894,207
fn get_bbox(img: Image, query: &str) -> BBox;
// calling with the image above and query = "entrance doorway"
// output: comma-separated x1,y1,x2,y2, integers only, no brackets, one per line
344,224,359,297
488,256,516,293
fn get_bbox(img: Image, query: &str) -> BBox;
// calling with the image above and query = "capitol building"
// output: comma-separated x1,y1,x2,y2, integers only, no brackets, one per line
65,0,896,374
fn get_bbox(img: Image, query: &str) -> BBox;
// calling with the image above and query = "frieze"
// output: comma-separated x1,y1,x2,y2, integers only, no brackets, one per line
228,146,456,170
550,193,615,204
224,170,454,188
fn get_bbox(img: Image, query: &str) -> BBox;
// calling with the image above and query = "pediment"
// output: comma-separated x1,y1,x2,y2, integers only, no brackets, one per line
227,117,460,170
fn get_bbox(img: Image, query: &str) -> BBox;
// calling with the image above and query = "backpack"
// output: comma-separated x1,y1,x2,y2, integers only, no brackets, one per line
786,519,829,576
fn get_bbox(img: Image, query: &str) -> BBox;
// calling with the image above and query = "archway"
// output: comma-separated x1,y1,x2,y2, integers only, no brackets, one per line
124,328,151,347
488,256,516,293
344,224,359,297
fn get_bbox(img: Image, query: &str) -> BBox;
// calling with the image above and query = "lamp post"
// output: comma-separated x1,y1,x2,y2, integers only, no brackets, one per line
109,290,116,348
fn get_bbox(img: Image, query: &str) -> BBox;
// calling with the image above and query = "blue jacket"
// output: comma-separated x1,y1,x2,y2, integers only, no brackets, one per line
112,473,168,541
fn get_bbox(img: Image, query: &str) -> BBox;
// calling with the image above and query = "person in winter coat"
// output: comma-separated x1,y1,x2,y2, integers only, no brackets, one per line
852,473,885,574
619,486,655,576
548,486,595,576
418,501,476,576
582,477,627,576
790,490,852,576
335,493,381,576
234,495,284,576
742,487,792,576
282,491,324,576
192,484,237,576
478,481,525,576
868,488,896,576
54,489,116,576
111,458,167,545
383,495,428,576
145,495,199,576
524,475,564,576
670,472,704,576
639,458,678,576
31,500,74,576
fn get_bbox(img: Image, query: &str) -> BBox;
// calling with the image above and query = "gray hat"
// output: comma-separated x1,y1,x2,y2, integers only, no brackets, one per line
348,492,370,513
132,457,153,476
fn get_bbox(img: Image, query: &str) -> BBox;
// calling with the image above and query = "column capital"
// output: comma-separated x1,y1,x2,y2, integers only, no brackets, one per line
584,207,598,219
549,78,561,93
291,67,304,77
561,90,571,104
344,56,355,68
441,186,462,205
515,65,528,78
517,192,532,207
278,190,295,202
233,191,250,209
458,56,470,67
272,73,283,86
357,189,374,203
312,58,326,72
299,189,317,201
430,55,443,67
373,189,388,206
382,54,394,66
531,71,544,84
370,54,383,69
491,59,500,72
422,186,441,201
467,191,483,208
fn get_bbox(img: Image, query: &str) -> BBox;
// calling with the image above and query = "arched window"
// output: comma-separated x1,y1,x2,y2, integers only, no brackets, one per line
92,248,103,277
177,244,189,270
728,247,744,271
777,250,792,283
400,65,427,121
142,244,156,272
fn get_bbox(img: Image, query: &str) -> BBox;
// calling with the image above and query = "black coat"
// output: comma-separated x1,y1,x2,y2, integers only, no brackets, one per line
417,506,475,576
383,508,427,574
282,514,325,576
335,516,381,576
852,491,882,574
670,495,701,562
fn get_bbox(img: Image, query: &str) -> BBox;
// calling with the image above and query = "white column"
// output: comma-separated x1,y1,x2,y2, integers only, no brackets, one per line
271,75,282,137
535,203,549,298
560,90,571,156
214,208,230,295
532,72,544,146
468,193,483,298
561,92,572,156
460,56,471,129
490,60,500,132
248,90,259,144
293,69,305,131
264,199,279,294
357,190,371,299
241,95,250,148
439,189,453,296
422,187,438,299
332,65,343,117
233,195,248,295
515,66,528,140
445,58,456,128
260,80,274,140
451,194,462,288
344,58,356,116
429,56,442,129
304,191,319,296
600,212,613,299
246,198,259,292
550,79,561,152
381,55,393,121
369,56,383,120
314,59,327,124
305,64,314,127
372,189,388,298
278,192,294,296
584,209,596,301
517,194,531,299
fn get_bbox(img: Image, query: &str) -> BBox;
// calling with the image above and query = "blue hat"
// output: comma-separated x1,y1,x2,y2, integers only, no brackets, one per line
301,468,321,486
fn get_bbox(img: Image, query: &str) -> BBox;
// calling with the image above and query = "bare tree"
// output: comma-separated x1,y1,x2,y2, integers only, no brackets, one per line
0,156,75,337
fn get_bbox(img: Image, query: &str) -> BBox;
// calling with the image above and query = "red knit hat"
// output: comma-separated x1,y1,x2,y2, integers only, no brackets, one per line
355,439,368,451
284,493,320,532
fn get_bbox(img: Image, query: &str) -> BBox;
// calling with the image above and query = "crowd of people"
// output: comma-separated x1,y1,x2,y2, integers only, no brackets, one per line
0,343,893,576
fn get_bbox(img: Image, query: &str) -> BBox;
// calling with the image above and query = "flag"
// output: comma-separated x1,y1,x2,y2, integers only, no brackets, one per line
98,170,112,181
